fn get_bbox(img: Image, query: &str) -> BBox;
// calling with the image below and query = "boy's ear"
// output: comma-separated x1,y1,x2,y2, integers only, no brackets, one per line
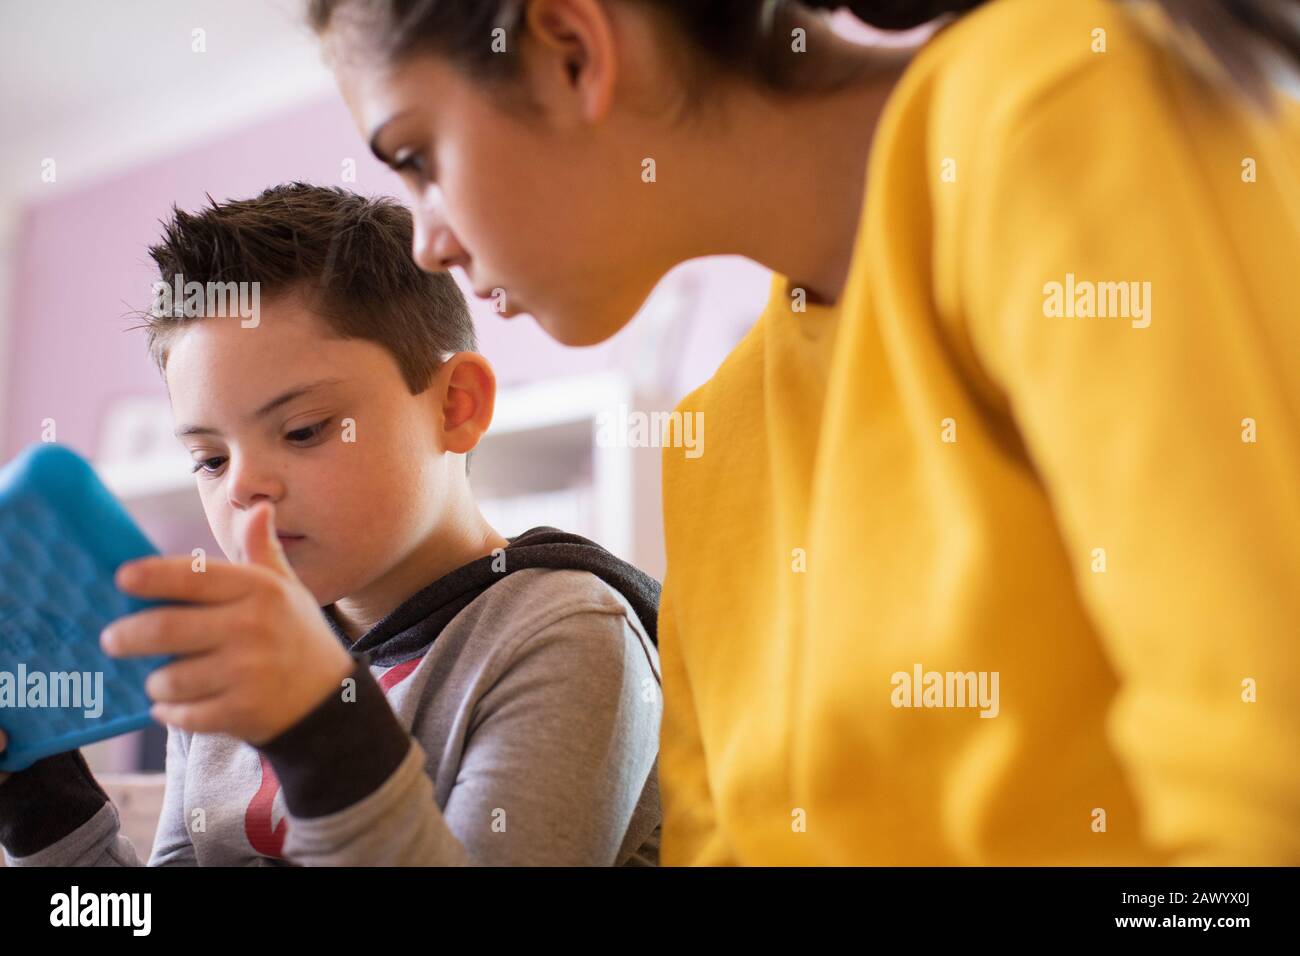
438,352,496,455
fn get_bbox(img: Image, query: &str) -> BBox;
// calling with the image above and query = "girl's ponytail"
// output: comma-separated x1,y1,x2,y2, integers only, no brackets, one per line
798,0,988,31
801,1,1300,108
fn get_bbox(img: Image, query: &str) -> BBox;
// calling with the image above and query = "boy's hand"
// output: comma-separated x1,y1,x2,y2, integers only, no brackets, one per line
102,502,355,746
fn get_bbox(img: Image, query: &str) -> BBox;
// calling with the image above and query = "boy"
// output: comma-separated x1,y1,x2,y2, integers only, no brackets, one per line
0,183,662,866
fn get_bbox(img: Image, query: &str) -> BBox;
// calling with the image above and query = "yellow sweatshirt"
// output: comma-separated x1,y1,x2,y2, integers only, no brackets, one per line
658,0,1300,866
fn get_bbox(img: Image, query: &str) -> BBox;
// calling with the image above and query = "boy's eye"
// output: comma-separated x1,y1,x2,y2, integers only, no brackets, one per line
286,419,331,444
190,456,227,476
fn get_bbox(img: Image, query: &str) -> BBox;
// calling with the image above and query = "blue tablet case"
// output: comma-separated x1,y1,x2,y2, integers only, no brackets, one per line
0,443,170,772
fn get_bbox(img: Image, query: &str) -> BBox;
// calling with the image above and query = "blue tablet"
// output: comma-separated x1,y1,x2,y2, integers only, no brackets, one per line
0,443,170,772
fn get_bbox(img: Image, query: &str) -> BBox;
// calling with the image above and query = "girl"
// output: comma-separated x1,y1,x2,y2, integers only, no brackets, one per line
311,0,1300,865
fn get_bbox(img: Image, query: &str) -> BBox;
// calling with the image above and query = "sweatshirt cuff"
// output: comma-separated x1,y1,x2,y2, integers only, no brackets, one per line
258,655,413,819
0,749,111,857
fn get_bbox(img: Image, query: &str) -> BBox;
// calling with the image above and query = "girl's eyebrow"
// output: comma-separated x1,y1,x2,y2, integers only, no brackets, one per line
174,378,346,438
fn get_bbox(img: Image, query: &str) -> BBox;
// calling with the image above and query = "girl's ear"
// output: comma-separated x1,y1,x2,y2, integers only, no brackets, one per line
521,0,618,124
438,352,497,455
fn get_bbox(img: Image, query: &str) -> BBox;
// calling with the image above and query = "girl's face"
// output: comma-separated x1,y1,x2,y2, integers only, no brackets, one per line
328,7,686,346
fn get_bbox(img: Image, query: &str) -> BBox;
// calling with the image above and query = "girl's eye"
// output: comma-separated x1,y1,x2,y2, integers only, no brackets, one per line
393,147,433,183
286,419,331,444
190,456,227,476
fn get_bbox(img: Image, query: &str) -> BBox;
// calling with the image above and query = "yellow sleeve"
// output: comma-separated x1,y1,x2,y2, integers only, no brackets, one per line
657,576,733,866
964,54,1300,863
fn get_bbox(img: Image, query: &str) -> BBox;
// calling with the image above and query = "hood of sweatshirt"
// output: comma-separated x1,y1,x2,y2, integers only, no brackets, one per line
321,526,661,667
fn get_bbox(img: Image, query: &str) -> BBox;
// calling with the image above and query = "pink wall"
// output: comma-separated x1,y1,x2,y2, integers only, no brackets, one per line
1,93,765,463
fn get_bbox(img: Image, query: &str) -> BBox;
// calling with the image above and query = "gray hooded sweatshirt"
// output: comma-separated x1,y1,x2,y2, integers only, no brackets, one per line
0,528,663,866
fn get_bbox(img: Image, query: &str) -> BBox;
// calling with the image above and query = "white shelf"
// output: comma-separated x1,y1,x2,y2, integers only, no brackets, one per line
488,370,632,435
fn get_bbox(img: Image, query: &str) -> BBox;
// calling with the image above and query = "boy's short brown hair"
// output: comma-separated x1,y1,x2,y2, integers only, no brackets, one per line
140,182,475,392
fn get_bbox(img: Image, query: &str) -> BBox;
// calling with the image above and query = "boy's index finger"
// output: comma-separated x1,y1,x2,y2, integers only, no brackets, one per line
115,556,255,604
102,605,229,658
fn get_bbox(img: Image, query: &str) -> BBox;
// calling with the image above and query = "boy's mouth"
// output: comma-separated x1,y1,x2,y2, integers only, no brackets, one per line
277,533,307,549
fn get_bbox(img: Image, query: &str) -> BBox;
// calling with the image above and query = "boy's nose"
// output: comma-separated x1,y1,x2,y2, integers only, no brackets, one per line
226,461,284,511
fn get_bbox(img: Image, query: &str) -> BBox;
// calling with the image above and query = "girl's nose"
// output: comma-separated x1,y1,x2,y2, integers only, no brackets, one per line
412,201,470,274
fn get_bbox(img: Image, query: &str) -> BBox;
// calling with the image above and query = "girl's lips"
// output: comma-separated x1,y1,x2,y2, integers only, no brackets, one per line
277,533,306,548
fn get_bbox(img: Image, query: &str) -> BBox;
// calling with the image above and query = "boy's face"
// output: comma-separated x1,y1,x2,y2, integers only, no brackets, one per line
165,294,454,605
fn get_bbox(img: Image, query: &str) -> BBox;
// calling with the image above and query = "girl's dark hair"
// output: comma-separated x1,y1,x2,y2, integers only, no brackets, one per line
309,0,1300,108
